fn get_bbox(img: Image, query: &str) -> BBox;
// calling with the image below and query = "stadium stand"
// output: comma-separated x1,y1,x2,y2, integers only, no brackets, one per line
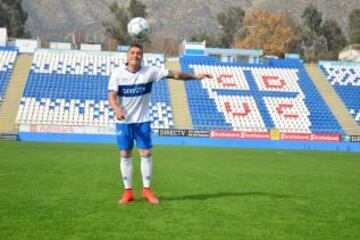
319,62,360,125
180,56,343,134
0,47,17,103
15,49,174,129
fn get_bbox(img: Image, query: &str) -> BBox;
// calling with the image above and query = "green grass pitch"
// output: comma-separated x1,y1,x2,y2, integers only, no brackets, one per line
0,141,359,239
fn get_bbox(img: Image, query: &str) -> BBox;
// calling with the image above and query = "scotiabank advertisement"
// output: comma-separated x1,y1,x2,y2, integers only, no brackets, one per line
209,130,340,142
20,124,341,142
210,130,270,140
280,133,340,142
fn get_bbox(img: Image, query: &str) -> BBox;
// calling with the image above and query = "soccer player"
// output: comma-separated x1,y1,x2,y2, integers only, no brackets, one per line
108,43,211,205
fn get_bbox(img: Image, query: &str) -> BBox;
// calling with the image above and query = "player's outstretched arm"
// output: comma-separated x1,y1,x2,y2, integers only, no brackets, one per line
108,91,125,120
167,71,212,81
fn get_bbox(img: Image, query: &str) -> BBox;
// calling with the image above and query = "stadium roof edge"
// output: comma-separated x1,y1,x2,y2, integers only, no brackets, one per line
206,48,263,56
319,60,360,67
34,48,164,58
183,40,205,45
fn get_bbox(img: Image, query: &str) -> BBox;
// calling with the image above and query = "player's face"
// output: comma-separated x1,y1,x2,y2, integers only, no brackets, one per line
127,47,143,68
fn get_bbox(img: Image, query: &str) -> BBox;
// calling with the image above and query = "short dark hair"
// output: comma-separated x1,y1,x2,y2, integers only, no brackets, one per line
128,43,143,53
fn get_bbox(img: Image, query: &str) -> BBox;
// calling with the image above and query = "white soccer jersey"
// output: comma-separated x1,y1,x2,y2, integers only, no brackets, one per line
108,65,169,124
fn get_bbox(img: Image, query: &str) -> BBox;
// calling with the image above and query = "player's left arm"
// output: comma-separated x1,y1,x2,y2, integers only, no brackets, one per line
167,71,212,80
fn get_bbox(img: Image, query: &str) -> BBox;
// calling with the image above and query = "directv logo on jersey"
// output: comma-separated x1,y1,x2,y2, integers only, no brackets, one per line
123,86,145,95
118,82,153,97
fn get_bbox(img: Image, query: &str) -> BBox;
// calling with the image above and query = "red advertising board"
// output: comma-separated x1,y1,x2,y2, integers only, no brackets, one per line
280,132,340,142
210,130,340,142
210,130,270,139
311,133,340,142
280,132,311,141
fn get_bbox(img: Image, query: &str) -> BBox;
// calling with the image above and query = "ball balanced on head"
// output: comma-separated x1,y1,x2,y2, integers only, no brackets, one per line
127,17,150,39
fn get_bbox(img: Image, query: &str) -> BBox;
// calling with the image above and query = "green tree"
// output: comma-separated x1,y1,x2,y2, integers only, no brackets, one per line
217,6,245,48
0,5,9,27
300,4,326,61
0,0,30,37
103,2,130,45
190,30,217,47
321,19,347,52
302,4,322,33
349,8,360,43
128,0,147,19
103,0,148,45
300,4,347,61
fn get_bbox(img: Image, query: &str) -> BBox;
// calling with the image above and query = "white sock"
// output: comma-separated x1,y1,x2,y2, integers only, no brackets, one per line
120,156,133,189
141,156,152,188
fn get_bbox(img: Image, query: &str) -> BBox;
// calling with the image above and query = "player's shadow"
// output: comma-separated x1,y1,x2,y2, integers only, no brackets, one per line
161,191,297,201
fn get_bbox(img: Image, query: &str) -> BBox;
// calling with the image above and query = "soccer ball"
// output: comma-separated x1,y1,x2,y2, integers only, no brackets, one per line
127,17,150,39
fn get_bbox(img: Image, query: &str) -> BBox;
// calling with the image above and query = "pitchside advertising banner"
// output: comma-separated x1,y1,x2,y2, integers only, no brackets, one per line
19,124,116,135
209,130,341,142
210,130,270,140
154,129,210,138
19,124,349,143
350,136,360,142
342,135,360,143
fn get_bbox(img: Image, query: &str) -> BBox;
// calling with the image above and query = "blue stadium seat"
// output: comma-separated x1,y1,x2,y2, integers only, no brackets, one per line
181,56,343,134
0,47,18,102
16,50,174,129
319,63,360,125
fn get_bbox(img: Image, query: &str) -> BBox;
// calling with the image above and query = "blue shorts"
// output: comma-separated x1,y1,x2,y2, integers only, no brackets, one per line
116,122,152,151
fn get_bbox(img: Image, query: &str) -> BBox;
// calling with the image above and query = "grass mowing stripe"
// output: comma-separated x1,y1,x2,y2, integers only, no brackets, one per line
0,141,359,239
